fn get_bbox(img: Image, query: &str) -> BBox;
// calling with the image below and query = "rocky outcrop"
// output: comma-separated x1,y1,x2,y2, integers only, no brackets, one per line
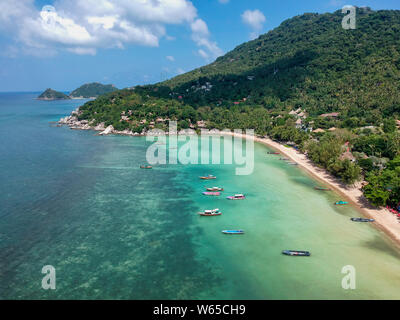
99,125,114,135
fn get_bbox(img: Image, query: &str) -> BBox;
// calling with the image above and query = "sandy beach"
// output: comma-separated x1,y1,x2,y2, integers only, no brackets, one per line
228,132,400,248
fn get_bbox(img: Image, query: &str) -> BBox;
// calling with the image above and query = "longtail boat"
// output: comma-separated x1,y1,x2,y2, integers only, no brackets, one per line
227,194,246,200
268,152,280,155
282,250,311,257
351,218,375,223
222,230,245,235
288,162,298,166
206,187,224,192
314,187,331,191
335,201,348,205
200,175,217,180
140,165,153,169
280,158,290,161
198,209,222,216
203,192,221,196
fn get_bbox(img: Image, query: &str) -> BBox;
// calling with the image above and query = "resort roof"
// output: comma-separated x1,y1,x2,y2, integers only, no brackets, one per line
313,128,325,133
340,151,356,162
320,112,340,118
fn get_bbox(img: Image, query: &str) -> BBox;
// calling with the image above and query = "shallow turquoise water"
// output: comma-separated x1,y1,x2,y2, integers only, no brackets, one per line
0,93,400,300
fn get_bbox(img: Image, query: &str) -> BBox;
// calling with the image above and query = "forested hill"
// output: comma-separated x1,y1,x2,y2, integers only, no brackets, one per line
147,7,400,119
69,83,118,98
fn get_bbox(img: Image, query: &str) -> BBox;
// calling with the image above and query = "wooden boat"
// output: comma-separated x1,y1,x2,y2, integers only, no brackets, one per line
314,187,331,191
351,218,375,223
200,175,217,180
280,158,290,161
140,165,153,169
282,250,311,257
206,187,224,192
227,194,246,200
335,201,349,205
288,162,298,166
198,209,222,216
268,152,280,155
203,192,221,196
222,230,245,235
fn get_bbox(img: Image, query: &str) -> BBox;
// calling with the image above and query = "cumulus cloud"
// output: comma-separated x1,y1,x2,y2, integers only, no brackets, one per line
0,0,222,60
241,9,266,39
166,55,175,61
190,18,223,60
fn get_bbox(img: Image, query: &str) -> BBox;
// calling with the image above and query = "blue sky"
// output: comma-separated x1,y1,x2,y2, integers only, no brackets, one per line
1,0,400,92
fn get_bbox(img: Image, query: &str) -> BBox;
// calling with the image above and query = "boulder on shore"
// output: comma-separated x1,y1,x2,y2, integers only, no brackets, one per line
99,125,114,135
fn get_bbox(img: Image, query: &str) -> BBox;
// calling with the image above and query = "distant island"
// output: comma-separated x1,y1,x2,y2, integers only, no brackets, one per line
37,82,118,100
37,88,70,100
69,82,118,99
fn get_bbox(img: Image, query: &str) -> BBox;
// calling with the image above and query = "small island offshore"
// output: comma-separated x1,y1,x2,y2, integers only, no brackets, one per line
37,82,118,100
37,88,70,100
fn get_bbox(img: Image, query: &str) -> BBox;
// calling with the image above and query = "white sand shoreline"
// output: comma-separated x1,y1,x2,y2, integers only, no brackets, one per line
227,131,400,248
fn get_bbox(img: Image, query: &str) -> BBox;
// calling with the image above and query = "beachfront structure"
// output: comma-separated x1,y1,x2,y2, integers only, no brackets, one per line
340,151,356,162
313,128,325,133
197,120,207,128
320,112,340,118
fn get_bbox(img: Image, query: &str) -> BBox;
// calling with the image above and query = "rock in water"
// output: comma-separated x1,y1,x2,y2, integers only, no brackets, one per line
99,125,114,135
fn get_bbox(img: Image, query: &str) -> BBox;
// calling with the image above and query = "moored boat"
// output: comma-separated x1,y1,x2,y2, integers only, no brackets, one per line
268,152,280,155
198,209,222,216
203,192,221,196
280,158,290,161
351,218,375,223
227,194,246,200
335,201,349,205
314,187,331,191
206,187,224,192
282,250,311,257
200,175,217,180
222,230,245,235
140,165,153,169
288,162,298,166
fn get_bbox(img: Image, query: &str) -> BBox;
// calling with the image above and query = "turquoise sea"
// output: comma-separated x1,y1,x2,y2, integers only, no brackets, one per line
1,92,400,300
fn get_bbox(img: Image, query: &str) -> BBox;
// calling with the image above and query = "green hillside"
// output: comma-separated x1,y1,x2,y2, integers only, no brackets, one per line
69,82,118,98
154,7,400,119
37,88,70,100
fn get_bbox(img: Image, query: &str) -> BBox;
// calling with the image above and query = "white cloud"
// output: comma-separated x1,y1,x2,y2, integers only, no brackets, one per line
166,55,175,61
198,49,209,59
190,18,223,60
0,0,222,59
241,9,266,39
177,68,185,75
